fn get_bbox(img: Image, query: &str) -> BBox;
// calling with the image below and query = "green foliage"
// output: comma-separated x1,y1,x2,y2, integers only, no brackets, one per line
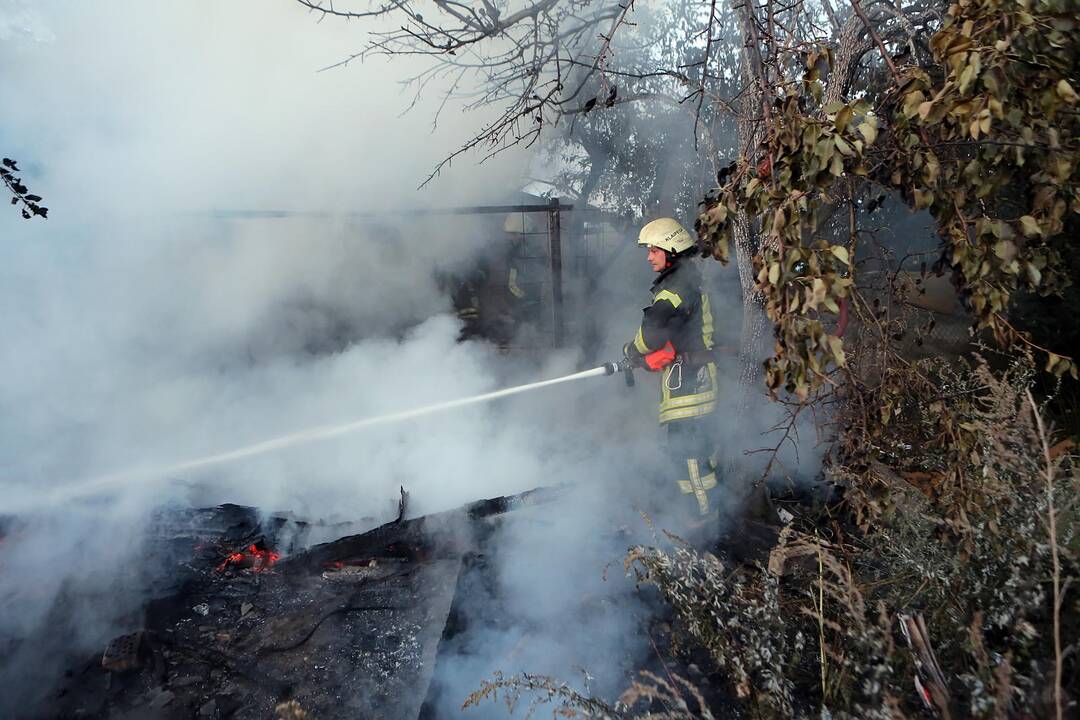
888,0,1079,378
840,353,1079,717
620,353,1077,718
2,157,48,220
698,0,1080,402
697,48,870,400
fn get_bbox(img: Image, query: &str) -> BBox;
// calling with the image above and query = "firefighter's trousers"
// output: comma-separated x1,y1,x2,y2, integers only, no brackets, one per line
665,417,719,520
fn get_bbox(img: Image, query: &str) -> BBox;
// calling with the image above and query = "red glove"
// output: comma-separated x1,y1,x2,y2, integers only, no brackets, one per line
644,341,676,371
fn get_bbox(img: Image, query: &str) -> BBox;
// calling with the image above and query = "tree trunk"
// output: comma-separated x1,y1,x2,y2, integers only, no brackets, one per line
731,37,769,417
721,8,774,508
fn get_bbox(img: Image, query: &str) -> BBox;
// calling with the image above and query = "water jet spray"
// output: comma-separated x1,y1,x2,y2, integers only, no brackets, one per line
8,361,635,514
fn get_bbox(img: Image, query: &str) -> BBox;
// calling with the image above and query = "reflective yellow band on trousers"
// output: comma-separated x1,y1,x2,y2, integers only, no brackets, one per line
663,389,718,409
661,402,717,423
677,459,716,515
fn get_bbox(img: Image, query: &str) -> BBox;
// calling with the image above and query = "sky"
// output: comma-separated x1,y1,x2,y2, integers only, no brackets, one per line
0,1,820,714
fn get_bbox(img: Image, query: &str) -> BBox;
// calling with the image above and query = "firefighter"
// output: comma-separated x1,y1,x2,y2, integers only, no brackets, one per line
440,215,533,347
623,217,720,526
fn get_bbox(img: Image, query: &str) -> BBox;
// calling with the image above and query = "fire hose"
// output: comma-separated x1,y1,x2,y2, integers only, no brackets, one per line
11,360,637,513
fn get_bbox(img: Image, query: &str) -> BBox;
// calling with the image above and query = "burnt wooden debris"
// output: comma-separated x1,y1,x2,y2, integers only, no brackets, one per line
38,489,564,720
26,482,766,720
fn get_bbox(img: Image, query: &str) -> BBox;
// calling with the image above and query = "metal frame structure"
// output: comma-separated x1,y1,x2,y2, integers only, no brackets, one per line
213,199,577,346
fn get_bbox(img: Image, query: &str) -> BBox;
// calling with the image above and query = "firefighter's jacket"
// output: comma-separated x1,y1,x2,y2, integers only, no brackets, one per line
630,257,718,424
442,260,528,345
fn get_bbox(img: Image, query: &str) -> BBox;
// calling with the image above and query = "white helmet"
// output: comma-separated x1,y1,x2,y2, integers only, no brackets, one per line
638,217,695,254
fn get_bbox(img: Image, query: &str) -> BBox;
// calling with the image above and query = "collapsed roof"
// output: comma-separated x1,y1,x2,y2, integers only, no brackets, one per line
39,488,623,720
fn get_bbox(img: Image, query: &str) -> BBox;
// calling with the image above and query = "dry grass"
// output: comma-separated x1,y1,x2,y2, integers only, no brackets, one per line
468,349,1077,719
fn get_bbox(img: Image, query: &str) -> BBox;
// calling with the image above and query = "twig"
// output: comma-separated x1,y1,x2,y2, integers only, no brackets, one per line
694,0,720,148
1026,388,1063,720
898,612,953,718
751,403,805,483
847,0,901,83
816,533,828,701
820,0,842,31
996,314,1074,364
645,626,677,715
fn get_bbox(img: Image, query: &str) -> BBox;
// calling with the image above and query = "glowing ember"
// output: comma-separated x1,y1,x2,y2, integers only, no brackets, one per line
215,543,280,573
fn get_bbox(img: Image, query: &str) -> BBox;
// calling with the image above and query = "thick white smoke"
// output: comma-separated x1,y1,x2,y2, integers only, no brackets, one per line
0,0,542,511
0,2,658,713
0,1,822,716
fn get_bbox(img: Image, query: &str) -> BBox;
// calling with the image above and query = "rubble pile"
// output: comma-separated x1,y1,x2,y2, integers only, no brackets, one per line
30,487,729,719
43,501,489,720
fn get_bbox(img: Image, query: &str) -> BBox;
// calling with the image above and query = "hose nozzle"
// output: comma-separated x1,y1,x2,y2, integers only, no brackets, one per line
601,360,635,387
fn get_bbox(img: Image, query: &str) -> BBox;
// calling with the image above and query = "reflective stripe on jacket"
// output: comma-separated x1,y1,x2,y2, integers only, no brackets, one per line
630,257,717,424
